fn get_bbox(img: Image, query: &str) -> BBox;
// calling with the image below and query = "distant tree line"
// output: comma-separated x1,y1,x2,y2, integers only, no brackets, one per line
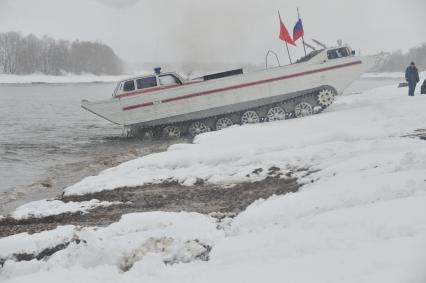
0,32,124,75
376,43,426,72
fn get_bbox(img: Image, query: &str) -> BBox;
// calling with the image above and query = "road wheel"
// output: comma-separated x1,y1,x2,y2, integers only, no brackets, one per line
294,102,313,118
267,106,286,121
140,129,154,139
188,121,210,137
216,117,234,130
162,125,181,138
241,110,260,124
317,88,336,108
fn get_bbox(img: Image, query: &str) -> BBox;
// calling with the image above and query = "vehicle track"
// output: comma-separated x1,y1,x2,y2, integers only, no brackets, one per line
131,87,336,138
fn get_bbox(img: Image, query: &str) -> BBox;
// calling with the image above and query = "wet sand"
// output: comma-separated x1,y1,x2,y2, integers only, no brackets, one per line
0,167,308,238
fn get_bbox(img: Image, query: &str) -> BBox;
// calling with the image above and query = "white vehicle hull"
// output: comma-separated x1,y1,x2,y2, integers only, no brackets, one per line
82,49,374,135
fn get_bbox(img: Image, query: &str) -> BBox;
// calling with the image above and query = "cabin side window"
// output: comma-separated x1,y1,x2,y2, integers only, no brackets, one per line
327,48,351,60
123,80,135,92
136,76,157,89
337,47,350,57
159,74,181,86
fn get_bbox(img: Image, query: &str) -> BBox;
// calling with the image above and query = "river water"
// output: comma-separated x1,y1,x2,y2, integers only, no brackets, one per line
0,77,400,215
0,82,184,214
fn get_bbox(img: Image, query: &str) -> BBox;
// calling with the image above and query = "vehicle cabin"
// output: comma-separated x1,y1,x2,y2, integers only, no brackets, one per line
326,46,354,60
113,72,183,97
292,45,355,64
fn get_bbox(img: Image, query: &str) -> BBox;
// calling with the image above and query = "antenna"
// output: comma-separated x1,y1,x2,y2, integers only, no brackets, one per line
312,39,327,49
303,42,316,51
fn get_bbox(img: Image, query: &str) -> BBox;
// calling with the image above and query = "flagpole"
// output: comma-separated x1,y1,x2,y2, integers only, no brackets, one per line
297,8,307,57
285,42,293,64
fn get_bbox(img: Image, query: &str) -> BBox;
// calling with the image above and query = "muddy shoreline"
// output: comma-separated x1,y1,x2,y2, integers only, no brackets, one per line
2,129,424,239
0,136,191,216
0,167,306,238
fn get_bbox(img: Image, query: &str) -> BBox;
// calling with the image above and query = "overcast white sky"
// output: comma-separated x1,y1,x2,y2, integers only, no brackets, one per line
0,0,425,65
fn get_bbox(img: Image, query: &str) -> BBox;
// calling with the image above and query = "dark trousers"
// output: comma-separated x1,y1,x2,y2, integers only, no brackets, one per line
408,83,416,96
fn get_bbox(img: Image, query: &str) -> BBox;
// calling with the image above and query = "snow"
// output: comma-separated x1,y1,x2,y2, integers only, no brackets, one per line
65,84,426,196
1,84,426,282
0,226,76,259
362,71,426,79
0,73,128,84
9,199,122,220
1,212,222,279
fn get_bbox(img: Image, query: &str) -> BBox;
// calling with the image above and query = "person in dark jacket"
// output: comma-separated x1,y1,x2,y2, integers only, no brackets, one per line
421,79,426,95
405,62,420,96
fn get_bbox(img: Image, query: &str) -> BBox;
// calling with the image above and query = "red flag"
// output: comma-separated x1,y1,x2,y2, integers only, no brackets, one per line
278,12,296,46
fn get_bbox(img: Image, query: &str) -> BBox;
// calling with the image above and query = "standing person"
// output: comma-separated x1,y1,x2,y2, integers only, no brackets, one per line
405,62,420,96
421,78,426,94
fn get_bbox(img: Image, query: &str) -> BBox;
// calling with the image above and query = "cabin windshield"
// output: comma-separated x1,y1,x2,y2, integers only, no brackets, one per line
327,47,351,60
123,80,135,92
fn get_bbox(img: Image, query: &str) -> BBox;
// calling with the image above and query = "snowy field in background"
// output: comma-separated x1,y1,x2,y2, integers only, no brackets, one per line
362,71,426,79
1,71,424,84
0,73,129,84
0,70,192,84
1,85,426,282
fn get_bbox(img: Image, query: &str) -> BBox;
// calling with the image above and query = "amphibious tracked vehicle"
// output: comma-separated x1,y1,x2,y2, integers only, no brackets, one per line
82,45,372,138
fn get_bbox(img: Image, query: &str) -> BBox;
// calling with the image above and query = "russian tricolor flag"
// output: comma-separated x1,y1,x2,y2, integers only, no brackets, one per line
293,19,304,42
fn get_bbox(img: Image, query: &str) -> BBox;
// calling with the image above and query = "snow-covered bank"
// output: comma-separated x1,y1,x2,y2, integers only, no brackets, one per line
362,71,426,79
1,85,426,282
0,73,128,84
64,85,426,196
9,199,121,220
